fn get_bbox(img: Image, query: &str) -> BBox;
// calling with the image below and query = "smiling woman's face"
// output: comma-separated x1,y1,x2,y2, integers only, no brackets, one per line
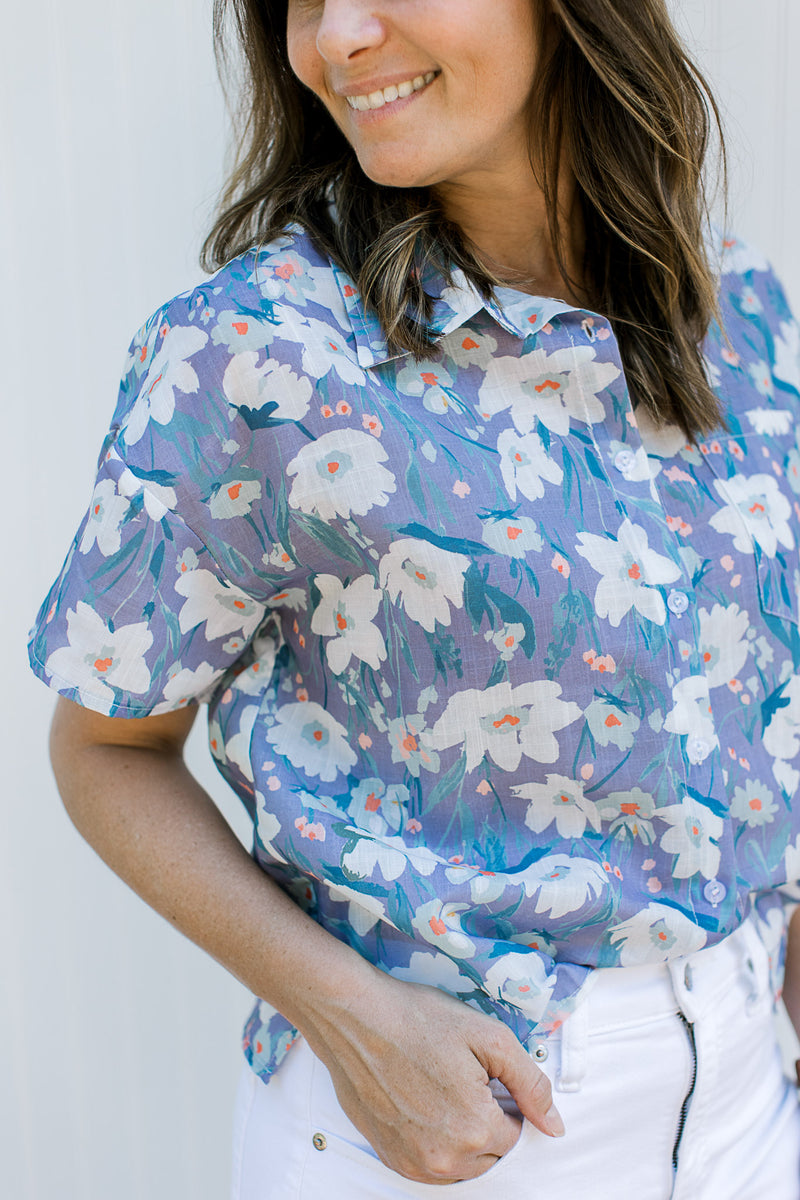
286,0,541,192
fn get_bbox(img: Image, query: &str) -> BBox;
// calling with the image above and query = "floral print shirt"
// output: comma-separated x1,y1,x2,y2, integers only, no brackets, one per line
28,226,800,1081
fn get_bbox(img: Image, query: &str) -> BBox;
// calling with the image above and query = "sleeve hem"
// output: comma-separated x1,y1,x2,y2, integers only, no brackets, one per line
27,647,181,719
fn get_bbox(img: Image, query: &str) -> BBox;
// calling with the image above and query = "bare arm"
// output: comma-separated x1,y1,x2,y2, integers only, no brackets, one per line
50,696,563,1183
783,907,800,1046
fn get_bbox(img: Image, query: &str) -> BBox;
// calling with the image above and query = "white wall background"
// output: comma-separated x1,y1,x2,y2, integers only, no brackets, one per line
1,3,799,1197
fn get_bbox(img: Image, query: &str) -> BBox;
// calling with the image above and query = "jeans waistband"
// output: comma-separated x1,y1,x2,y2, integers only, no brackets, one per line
542,914,769,1040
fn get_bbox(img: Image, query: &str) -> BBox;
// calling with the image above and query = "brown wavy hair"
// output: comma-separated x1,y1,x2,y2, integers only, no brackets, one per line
202,0,727,439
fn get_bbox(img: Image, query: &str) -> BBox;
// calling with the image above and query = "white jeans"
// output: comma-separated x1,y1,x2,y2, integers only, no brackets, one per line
230,919,800,1199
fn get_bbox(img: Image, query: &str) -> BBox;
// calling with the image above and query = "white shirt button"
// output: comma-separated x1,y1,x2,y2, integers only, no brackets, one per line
687,736,710,764
532,1043,549,1063
614,449,636,474
703,879,726,906
667,589,689,616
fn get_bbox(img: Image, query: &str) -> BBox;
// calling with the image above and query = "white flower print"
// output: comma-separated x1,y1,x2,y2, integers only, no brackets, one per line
710,474,794,557
230,635,278,696
155,661,219,711
254,797,289,864
123,324,208,445
515,774,601,839
444,862,508,904
342,831,442,883
484,623,526,662
730,779,778,828
174,569,265,641
389,951,477,994
347,777,408,835
497,428,563,502
481,515,543,558
324,881,392,937
310,573,387,674
773,759,800,801
432,680,581,773
211,309,284,354
575,518,682,627
609,903,707,966
522,855,608,920
287,429,396,521
785,835,800,885
483,951,556,1023
208,479,262,520
266,701,357,781
747,359,774,400
223,352,313,422
444,328,498,369
79,478,130,557
410,899,477,958
720,236,769,276
773,319,800,391
698,603,750,689
658,796,723,880
266,587,308,613
396,361,456,414
763,674,800,761
745,408,793,437
117,466,177,520
224,702,260,781
386,713,441,776
297,315,367,385
597,788,657,843
44,601,152,715
584,700,641,751
663,676,718,762
379,538,470,632
477,345,620,436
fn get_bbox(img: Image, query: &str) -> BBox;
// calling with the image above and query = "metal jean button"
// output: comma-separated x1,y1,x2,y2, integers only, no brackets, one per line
312,1133,327,1151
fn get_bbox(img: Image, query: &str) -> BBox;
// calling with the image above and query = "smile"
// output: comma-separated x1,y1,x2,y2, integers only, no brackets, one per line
346,71,438,111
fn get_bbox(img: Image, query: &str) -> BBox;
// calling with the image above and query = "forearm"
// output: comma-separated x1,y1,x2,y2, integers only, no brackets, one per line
50,727,377,1041
783,906,800,1040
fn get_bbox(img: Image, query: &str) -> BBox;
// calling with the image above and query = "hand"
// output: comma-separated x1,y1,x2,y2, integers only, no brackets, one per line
304,969,565,1185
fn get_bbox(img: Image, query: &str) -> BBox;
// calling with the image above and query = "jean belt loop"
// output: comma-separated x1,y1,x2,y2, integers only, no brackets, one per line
555,989,591,1093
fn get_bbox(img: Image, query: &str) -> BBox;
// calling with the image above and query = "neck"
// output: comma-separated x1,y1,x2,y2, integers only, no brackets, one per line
434,163,586,305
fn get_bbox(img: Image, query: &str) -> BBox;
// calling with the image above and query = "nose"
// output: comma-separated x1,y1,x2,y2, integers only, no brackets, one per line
315,0,386,64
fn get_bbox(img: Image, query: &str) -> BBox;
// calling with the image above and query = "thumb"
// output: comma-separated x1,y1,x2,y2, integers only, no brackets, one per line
491,1039,565,1139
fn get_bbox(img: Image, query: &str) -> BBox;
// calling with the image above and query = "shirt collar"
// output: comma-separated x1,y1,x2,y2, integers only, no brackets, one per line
331,259,582,369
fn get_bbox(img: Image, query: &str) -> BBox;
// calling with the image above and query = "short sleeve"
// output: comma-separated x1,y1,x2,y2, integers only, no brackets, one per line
28,308,269,718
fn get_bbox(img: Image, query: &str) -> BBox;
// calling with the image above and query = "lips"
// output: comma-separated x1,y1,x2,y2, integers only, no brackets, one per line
345,70,437,111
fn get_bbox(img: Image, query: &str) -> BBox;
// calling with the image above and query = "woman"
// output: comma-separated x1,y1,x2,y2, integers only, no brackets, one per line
28,0,800,1196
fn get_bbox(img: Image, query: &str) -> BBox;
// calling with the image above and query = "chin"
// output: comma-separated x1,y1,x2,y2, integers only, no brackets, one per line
354,150,441,192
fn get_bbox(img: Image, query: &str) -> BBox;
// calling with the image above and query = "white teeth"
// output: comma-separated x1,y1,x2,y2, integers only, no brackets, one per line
346,71,437,111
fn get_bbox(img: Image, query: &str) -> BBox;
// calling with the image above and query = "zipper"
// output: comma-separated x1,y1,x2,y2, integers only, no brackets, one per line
672,1011,697,1170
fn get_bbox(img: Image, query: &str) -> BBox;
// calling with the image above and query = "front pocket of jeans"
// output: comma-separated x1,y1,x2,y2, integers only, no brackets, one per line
305,1058,532,1197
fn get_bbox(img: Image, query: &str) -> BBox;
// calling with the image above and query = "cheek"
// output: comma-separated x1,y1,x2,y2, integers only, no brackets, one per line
285,16,321,96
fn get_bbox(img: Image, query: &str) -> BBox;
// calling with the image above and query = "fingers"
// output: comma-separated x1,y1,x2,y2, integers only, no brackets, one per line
478,1026,565,1138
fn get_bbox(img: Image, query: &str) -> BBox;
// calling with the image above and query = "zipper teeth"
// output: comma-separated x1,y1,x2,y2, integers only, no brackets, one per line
672,1012,698,1171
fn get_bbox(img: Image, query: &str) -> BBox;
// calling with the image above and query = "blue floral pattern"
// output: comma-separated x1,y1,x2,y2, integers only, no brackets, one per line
28,228,800,1079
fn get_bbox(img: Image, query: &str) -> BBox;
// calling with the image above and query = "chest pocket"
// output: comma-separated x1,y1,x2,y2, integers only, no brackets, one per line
703,433,800,628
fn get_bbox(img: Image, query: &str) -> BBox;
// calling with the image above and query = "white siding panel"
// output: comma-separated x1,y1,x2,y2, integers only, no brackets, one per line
2,4,799,1198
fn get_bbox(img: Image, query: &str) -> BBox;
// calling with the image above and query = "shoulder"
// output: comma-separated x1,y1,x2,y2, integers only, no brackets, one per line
713,229,795,332
126,225,346,368
112,226,355,434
